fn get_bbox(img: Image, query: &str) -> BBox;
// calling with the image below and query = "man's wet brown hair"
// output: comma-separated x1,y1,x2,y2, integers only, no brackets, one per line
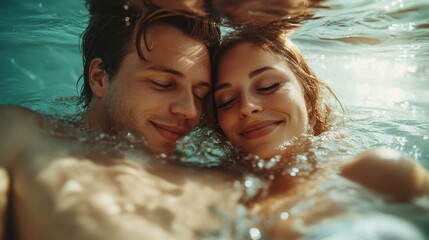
78,0,220,108
205,22,342,142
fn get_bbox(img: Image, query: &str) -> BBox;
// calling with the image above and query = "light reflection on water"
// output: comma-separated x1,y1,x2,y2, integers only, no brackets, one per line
293,0,429,168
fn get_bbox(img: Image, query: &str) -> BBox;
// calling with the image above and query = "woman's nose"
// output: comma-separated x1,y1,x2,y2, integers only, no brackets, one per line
239,94,262,118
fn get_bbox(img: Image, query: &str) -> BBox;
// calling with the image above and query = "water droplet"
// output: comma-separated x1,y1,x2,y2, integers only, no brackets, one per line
241,175,267,200
296,154,307,162
280,212,289,220
249,228,262,240
245,179,253,188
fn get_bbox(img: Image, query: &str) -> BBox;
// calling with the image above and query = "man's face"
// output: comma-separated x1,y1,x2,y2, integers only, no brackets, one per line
102,24,211,154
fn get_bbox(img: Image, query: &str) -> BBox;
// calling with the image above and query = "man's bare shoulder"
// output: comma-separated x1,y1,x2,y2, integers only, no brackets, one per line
12,149,242,240
0,105,47,168
0,105,44,127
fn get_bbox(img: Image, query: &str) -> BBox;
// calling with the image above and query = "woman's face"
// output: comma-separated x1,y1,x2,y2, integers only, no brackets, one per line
214,42,309,159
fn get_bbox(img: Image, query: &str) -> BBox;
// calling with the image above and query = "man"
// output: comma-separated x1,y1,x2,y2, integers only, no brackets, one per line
0,1,243,239
80,1,220,154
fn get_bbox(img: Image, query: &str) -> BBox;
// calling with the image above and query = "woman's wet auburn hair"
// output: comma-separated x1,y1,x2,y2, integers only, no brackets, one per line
204,23,342,142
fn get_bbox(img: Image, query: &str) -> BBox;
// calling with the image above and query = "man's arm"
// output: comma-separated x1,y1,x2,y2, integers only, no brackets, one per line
0,168,9,240
0,105,44,240
340,148,429,202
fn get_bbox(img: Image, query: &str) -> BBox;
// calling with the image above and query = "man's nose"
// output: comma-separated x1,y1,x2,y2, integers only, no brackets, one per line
170,90,198,119
239,94,262,118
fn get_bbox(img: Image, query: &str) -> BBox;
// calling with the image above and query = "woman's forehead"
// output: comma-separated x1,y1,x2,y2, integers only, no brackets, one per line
217,43,292,77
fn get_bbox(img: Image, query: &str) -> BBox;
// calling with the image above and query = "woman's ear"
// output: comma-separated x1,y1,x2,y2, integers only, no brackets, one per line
89,58,109,98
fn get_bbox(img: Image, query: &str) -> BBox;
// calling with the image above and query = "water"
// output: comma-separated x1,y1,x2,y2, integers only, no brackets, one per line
293,0,429,168
1,0,429,238
0,0,85,114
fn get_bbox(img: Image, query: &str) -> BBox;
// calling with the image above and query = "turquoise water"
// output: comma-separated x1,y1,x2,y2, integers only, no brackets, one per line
0,0,85,114
294,0,429,168
1,0,429,238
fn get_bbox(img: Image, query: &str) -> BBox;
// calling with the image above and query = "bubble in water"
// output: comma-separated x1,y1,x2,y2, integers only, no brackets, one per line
389,136,407,151
257,160,265,169
409,145,422,160
38,3,43,8
290,167,300,177
280,212,290,220
245,179,253,188
249,228,262,240
241,174,268,201
296,154,308,162
265,155,281,169
125,16,131,27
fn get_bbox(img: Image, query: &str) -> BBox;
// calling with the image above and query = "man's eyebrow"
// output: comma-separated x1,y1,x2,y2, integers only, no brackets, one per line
249,66,276,79
145,65,184,78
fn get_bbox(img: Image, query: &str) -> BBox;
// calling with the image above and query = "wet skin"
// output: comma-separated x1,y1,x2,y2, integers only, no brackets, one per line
86,24,211,154
215,42,309,159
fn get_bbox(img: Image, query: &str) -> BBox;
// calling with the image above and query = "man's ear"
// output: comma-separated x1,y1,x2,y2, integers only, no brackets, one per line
89,58,109,98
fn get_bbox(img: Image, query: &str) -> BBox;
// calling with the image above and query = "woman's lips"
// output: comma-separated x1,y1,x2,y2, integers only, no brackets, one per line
151,122,187,142
240,120,282,140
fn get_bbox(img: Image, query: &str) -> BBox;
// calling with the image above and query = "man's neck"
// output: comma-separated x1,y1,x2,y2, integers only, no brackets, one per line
83,103,107,133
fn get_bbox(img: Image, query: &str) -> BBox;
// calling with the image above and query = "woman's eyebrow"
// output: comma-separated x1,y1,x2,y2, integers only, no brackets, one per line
215,82,231,92
249,66,276,79
215,66,278,92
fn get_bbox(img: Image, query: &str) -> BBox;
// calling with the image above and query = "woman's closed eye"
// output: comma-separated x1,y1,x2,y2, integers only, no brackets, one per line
216,97,236,109
256,82,281,93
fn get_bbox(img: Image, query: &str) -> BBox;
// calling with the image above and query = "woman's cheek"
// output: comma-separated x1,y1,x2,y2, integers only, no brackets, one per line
218,111,233,135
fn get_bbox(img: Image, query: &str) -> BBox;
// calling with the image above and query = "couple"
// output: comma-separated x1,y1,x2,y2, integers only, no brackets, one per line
1,1,428,240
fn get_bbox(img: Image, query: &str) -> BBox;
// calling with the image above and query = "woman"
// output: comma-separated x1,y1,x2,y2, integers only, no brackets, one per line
205,24,429,203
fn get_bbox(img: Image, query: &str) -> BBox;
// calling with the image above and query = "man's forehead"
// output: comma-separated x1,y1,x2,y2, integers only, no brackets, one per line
142,24,209,62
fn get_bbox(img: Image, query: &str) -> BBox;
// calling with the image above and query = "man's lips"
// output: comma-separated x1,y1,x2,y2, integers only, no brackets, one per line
239,120,283,140
151,122,188,142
